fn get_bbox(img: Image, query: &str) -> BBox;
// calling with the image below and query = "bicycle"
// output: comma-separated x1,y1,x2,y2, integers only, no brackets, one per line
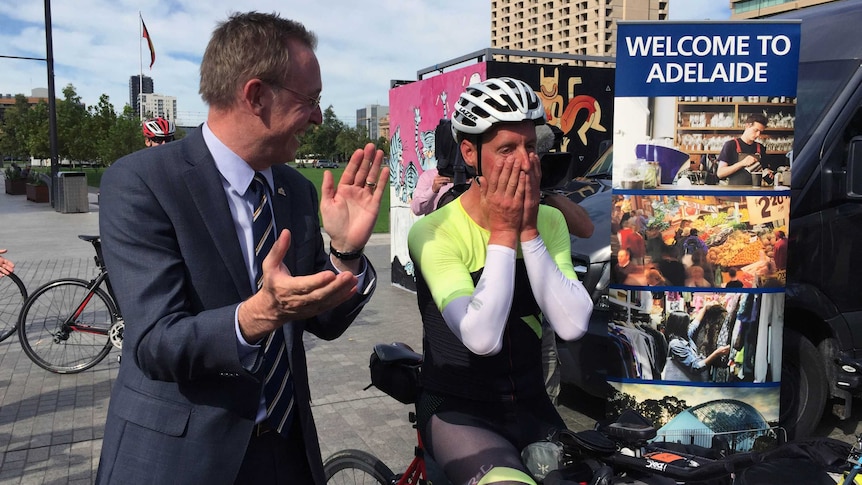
16,235,124,374
322,343,774,485
0,267,27,343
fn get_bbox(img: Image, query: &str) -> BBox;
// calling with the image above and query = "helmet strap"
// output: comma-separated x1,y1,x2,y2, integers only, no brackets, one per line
474,134,483,179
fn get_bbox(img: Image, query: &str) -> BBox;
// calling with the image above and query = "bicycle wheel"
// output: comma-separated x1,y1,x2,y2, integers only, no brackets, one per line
0,272,27,342
18,278,116,374
325,449,395,485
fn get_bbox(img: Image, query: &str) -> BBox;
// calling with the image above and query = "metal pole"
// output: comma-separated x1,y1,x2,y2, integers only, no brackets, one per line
44,0,59,208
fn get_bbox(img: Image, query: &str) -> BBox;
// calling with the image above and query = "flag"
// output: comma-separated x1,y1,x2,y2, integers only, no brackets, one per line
141,15,155,69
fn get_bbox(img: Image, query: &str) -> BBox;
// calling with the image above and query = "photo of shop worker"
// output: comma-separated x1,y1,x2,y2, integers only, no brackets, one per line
716,113,772,186
606,291,784,384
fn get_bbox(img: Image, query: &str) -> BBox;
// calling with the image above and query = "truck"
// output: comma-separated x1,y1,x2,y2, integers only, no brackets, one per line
559,0,862,441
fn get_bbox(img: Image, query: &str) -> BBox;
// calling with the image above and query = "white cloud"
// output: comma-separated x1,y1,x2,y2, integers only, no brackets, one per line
1,1,730,127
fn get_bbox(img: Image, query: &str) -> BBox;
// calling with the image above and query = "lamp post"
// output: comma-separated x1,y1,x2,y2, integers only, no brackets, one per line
44,0,60,208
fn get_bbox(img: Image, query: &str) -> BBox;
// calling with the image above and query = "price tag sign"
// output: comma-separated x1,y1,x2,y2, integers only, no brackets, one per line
745,195,790,225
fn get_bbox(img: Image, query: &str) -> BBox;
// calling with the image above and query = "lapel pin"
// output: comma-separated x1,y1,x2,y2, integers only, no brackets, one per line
277,187,286,196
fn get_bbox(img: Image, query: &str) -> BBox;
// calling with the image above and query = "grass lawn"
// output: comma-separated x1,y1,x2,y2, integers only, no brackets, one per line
294,164,390,234
51,163,390,234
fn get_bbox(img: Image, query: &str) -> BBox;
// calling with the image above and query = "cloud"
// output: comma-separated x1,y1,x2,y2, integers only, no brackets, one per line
0,0,489,126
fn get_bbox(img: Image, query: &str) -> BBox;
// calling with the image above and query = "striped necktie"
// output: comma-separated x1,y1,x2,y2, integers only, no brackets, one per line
250,173,295,436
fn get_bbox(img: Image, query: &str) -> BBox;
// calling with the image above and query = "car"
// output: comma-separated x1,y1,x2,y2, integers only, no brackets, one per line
551,145,616,398
315,159,339,169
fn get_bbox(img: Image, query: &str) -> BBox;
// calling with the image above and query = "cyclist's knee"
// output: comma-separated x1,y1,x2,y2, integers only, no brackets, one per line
475,466,536,485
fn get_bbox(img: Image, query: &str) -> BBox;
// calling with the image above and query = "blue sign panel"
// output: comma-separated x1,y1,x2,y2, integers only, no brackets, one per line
616,22,800,97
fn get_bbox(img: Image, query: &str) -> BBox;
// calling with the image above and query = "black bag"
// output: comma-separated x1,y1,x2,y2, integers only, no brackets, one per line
367,342,423,405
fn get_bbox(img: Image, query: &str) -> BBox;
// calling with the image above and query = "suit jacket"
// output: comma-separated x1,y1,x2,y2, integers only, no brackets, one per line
96,128,375,484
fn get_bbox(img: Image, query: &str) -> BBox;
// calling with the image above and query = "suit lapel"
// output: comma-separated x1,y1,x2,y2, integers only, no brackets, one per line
271,169,298,274
182,131,252,299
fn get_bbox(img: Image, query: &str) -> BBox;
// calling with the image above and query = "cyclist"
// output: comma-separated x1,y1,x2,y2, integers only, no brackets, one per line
407,77,593,485
0,249,14,276
142,117,176,147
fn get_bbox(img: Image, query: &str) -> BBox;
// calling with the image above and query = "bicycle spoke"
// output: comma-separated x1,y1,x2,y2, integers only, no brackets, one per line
18,279,114,374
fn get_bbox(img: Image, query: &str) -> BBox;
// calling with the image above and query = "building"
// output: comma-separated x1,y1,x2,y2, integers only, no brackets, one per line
0,89,49,124
730,0,839,19
356,104,389,141
490,0,668,65
139,93,178,123
129,75,154,117
378,114,390,141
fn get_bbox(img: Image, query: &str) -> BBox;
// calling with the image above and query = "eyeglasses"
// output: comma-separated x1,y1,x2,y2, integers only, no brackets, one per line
268,82,321,108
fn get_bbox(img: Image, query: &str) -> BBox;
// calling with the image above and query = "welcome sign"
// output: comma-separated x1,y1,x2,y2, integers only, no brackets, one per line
607,20,800,452
616,22,800,97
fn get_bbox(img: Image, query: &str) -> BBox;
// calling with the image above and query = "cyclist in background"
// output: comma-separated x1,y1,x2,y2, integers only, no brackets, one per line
0,249,14,276
142,117,176,147
407,77,593,485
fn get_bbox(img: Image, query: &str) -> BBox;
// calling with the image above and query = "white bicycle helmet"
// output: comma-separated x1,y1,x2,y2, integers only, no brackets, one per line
451,77,546,139
142,117,176,139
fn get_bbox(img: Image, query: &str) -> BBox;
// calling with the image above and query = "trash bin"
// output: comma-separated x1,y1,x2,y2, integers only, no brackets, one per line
56,171,89,213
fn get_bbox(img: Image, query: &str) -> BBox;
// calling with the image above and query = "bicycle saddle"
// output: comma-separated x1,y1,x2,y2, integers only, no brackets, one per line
372,342,423,364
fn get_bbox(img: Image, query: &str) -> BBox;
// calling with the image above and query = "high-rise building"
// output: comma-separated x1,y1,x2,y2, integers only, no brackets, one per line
729,0,838,19
129,75,154,116
139,93,178,123
490,0,668,65
356,104,389,141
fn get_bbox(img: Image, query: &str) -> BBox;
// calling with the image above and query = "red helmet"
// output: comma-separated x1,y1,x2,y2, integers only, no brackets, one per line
142,117,176,139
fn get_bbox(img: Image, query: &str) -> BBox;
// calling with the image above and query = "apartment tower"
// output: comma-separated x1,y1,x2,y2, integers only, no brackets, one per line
491,0,668,64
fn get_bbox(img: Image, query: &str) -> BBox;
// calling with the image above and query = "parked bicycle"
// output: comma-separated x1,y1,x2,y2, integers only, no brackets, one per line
0,265,27,343
323,342,860,485
16,235,123,374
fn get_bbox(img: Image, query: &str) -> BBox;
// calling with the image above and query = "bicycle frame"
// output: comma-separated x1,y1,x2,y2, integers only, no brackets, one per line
60,271,113,337
396,428,429,485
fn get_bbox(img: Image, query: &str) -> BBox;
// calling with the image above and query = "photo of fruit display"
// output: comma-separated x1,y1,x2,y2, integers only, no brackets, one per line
611,193,788,289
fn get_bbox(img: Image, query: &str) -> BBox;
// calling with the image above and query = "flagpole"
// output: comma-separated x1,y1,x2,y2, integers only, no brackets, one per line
139,12,143,120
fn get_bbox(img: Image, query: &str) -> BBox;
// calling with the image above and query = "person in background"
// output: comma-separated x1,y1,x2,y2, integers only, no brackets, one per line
408,77,592,485
96,12,388,484
724,267,745,288
0,249,14,276
772,230,788,270
662,309,730,382
411,167,455,216
716,113,770,186
142,116,176,147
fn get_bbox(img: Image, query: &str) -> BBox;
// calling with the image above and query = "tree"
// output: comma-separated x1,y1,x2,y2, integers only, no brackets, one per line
101,105,145,165
376,135,390,157
57,84,95,165
90,94,119,166
0,95,31,160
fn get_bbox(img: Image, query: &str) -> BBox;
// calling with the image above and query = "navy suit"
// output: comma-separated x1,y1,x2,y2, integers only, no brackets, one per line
96,128,374,484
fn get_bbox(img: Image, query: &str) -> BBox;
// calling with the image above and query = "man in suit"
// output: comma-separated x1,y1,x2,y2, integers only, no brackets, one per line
96,12,389,484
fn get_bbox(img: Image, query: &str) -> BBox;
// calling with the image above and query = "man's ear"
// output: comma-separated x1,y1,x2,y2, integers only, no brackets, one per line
460,138,478,171
241,79,267,116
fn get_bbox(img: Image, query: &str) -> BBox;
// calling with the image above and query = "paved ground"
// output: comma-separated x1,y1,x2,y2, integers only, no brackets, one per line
1,183,861,483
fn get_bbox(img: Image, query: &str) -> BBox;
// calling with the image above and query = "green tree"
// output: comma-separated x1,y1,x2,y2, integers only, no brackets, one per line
22,101,50,160
57,84,95,166
90,94,118,166
101,105,145,165
335,125,372,163
376,135,390,157
0,95,31,160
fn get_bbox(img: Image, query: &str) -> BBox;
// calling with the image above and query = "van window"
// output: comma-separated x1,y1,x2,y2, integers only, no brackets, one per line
796,59,860,149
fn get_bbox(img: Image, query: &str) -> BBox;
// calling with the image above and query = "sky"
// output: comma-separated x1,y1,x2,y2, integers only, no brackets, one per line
0,0,730,127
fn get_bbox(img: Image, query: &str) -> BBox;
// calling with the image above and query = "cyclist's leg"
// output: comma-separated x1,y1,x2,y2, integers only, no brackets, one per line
417,392,537,485
425,414,534,485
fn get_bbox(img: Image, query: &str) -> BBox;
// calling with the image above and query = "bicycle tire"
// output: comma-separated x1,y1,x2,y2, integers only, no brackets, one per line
18,278,116,374
0,272,27,343
325,449,395,485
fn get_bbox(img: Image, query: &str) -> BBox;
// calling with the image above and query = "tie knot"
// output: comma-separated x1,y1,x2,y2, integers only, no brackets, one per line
251,173,268,196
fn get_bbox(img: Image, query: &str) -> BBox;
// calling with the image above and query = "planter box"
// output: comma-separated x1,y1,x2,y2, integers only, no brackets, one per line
5,178,26,195
26,183,49,203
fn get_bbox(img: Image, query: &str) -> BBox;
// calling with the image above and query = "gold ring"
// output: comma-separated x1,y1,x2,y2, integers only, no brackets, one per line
365,181,377,188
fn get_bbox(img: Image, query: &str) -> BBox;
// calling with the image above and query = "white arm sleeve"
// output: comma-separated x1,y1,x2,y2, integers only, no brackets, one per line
521,236,592,341
441,245,515,356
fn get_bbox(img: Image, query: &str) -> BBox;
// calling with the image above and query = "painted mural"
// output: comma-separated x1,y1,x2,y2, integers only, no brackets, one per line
388,61,615,290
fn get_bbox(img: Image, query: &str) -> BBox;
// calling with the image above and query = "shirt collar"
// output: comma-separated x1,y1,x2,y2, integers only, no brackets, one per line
202,122,273,195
